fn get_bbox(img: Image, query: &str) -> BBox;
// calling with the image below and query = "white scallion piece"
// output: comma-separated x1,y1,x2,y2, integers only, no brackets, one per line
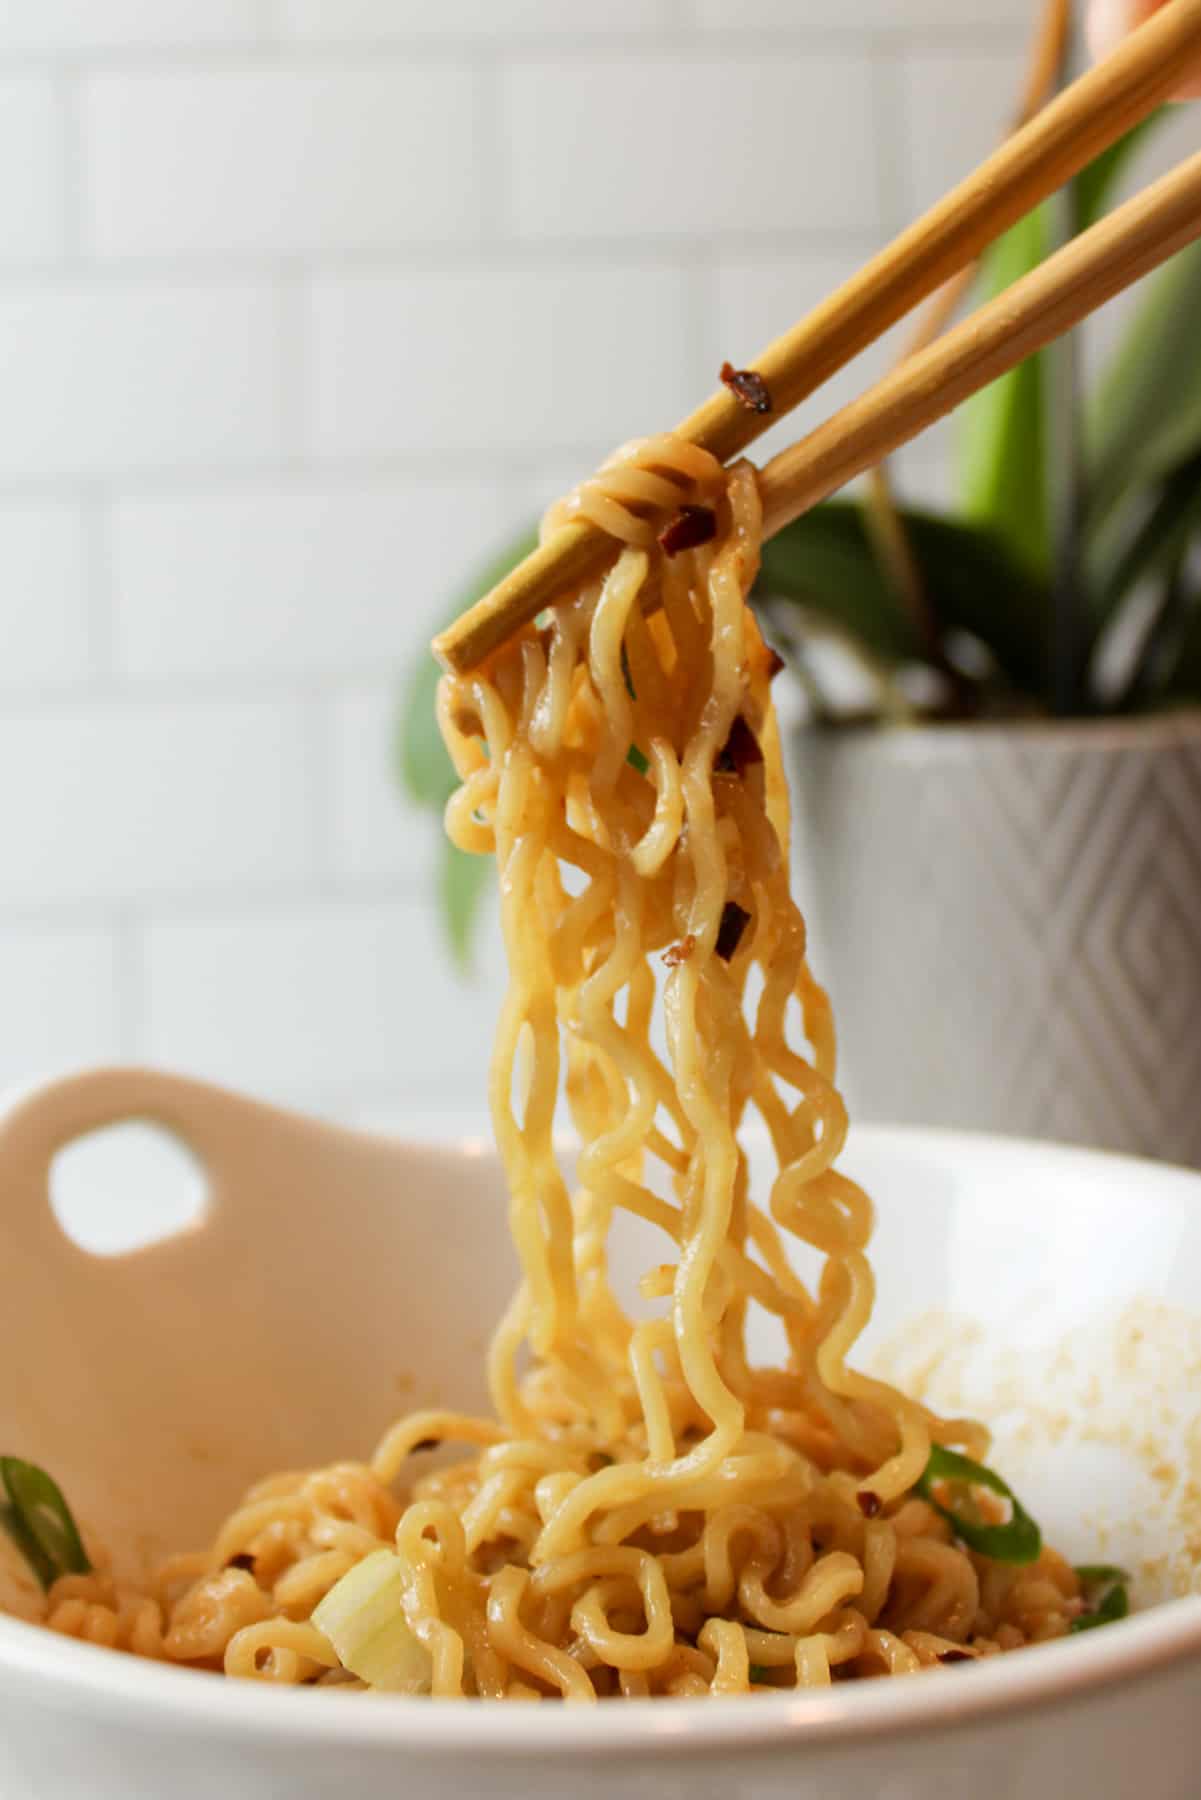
312,1549,432,1693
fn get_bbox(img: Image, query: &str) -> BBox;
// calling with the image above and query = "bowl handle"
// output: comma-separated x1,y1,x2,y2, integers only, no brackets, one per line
0,1066,327,1258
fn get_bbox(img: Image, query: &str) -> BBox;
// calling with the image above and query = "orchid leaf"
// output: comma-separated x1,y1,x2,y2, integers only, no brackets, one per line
1074,114,1163,229
1086,240,1201,543
755,504,921,666
758,503,1048,695
957,206,1052,580
399,527,539,812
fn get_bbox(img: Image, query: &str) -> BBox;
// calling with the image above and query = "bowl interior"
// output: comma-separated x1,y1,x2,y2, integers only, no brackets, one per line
2,1096,1200,1625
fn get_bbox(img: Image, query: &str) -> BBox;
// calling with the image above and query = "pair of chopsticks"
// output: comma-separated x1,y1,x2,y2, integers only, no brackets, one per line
434,0,1201,676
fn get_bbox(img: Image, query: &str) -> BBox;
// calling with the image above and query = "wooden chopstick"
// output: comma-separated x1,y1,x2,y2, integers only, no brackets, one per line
433,0,1201,675
756,146,1201,539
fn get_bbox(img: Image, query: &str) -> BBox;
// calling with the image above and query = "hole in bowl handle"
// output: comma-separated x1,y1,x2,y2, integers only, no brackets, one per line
0,1066,266,1257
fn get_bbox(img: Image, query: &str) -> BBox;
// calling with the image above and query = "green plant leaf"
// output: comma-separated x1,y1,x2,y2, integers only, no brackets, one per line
397,525,537,969
1074,114,1163,230
439,838,491,972
903,511,1049,693
1093,452,1201,622
398,526,540,813
1087,452,1201,702
957,206,1052,579
1086,240,1201,542
755,504,924,666
1159,593,1201,704
398,651,457,814
952,115,1162,588
756,502,1049,698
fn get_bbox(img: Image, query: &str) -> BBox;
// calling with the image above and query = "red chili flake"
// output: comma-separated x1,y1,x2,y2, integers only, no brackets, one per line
226,1553,257,1573
658,504,717,557
857,1490,882,1519
765,647,786,681
715,901,751,963
715,714,763,777
662,934,696,969
412,1438,440,1453
938,1649,975,1665
720,359,772,416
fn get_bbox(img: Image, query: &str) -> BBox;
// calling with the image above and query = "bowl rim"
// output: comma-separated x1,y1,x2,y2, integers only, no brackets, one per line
1,1590,1200,1755
4,1120,1201,1755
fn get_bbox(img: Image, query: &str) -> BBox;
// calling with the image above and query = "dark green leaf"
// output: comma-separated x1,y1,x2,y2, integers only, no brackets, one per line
915,1445,1042,1565
755,503,922,666
397,650,457,814
957,206,1052,579
1074,115,1163,230
398,526,540,814
0,1458,90,1589
755,503,1049,697
902,511,1049,693
1161,596,1201,703
1092,452,1201,629
1070,1565,1130,1633
438,839,491,973
1095,452,1201,705
1086,240,1201,540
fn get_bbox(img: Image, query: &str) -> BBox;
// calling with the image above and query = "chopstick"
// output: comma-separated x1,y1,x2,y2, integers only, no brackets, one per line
433,0,1201,676
757,145,1201,538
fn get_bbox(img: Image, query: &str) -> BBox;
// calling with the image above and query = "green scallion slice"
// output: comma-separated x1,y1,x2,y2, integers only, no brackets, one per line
1071,1565,1130,1633
915,1446,1041,1566
0,1457,91,1589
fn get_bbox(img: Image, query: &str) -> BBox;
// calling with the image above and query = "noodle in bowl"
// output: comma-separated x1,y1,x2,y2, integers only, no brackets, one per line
3,439,1201,1791
0,1099,1200,1798
3,443,1102,1699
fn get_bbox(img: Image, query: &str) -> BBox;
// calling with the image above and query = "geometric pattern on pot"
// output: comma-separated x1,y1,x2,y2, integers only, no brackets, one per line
790,717,1201,1168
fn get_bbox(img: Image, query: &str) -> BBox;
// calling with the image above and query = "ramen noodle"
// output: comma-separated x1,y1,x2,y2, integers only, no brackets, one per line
15,437,1091,1696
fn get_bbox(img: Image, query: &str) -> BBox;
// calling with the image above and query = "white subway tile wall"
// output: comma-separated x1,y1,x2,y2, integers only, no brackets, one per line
304,264,696,458
0,281,284,477
0,0,1191,1126
82,68,484,257
0,78,66,263
500,55,880,240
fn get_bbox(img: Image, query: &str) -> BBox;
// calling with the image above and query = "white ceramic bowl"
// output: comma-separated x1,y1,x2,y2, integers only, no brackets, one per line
1,1068,1200,1800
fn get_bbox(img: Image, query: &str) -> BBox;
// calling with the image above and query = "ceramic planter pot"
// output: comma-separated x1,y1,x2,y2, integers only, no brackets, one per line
789,711,1201,1165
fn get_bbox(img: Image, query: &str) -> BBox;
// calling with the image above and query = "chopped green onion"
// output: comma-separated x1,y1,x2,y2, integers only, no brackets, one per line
915,1446,1041,1566
748,1663,771,1683
620,648,646,770
312,1548,432,1692
0,1458,91,1590
1071,1565,1130,1633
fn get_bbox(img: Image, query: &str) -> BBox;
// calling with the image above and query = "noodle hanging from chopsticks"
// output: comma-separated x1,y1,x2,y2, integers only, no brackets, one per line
24,438,1085,1695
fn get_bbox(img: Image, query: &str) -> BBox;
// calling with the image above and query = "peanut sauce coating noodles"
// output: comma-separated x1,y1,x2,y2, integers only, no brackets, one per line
18,438,1091,1695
